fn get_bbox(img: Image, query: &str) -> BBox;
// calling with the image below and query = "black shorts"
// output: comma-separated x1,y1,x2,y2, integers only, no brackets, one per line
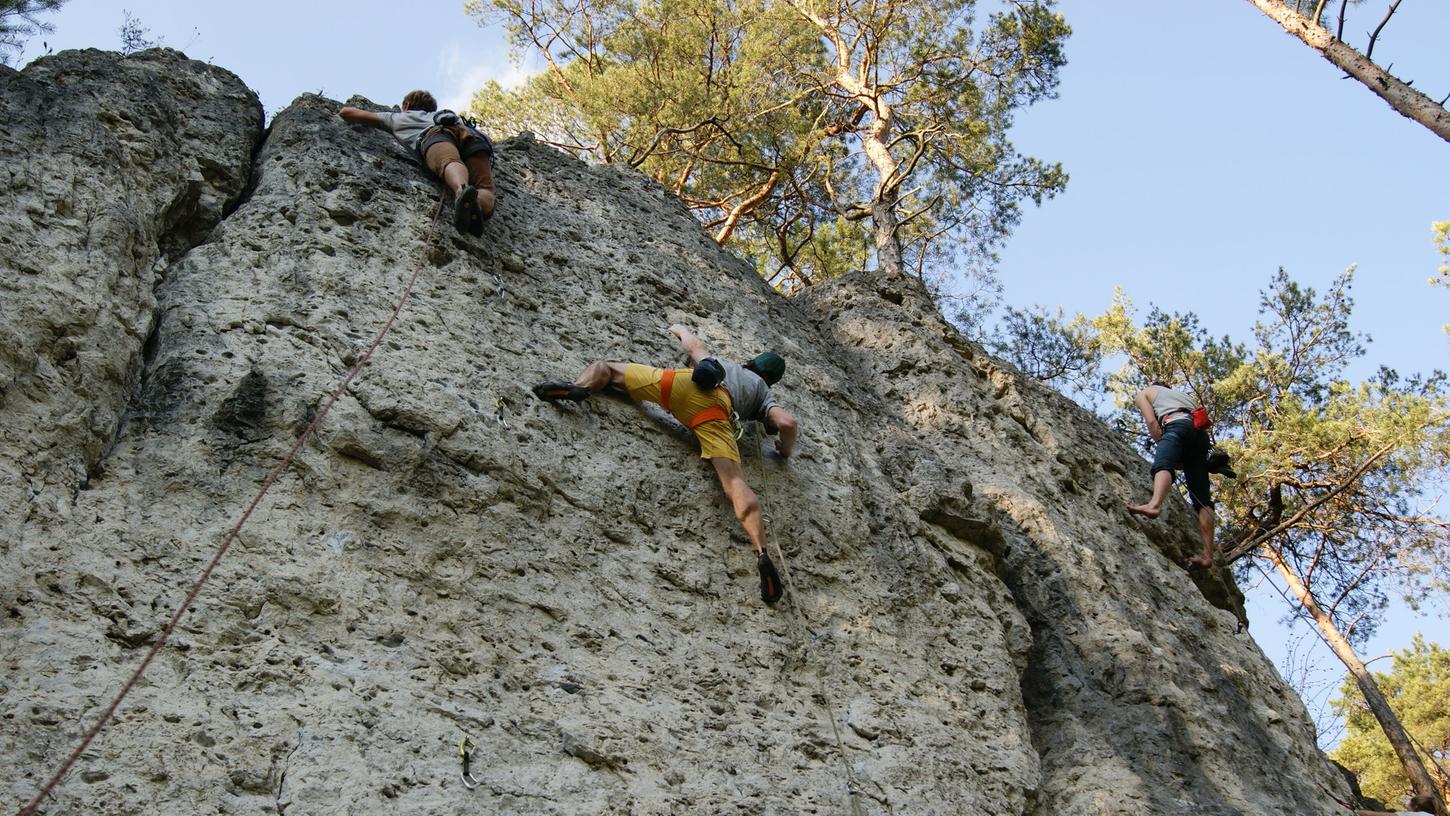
418,125,493,162
1151,419,1213,509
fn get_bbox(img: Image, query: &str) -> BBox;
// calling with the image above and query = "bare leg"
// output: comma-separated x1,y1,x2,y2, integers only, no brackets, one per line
536,361,624,403
1189,506,1216,568
1126,470,1173,519
465,154,496,217
440,161,469,196
575,361,627,391
710,457,766,556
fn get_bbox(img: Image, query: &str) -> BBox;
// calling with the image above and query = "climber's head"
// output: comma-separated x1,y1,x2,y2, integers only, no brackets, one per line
744,352,785,386
401,90,438,112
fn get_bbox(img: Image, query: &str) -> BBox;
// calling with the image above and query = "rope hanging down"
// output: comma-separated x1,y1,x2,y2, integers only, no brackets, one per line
18,192,447,816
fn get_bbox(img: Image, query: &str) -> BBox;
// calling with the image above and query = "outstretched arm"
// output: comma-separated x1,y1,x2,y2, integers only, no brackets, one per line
339,107,386,128
767,406,798,458
668,324,709,363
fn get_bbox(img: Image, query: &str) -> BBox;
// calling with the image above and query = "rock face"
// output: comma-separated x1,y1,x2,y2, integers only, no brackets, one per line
0,49,261,544
1,50,1350,815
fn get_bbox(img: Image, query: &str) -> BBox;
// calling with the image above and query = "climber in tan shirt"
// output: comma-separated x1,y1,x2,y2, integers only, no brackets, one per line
1126,383,1216,569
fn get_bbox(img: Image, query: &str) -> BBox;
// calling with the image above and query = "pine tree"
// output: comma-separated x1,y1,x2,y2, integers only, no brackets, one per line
0,0,67,65
1331,636,1450,809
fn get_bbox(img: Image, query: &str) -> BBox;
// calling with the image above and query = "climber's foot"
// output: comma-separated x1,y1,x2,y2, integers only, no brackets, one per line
533,381,591,402
1125,502,1162,519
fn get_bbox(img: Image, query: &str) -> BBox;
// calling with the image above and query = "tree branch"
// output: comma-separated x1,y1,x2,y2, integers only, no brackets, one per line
627,118,727,168
1225,413,1448,562
1226,441,1397,562
713,170,781,245
1364,0,1402,63
1244,0,1450,143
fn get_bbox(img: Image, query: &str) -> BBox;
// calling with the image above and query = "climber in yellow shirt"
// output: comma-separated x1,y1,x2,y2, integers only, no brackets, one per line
534,325,797,604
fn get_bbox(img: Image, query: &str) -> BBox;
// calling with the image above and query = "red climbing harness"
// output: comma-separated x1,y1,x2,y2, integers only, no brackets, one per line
659,368,730,429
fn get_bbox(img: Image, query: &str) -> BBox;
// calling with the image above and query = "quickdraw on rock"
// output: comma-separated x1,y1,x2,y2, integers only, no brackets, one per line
460,736,480,790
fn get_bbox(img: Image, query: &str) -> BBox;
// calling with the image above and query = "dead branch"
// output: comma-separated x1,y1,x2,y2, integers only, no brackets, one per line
1364,0,1402,62
628,118,727,168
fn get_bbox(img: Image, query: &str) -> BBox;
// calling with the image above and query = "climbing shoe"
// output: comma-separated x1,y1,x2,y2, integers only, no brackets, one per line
758,552,783,604
532,381,592,402
453,185,482,236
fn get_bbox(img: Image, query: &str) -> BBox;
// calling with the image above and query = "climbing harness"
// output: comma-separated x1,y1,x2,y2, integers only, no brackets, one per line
460,736,480,790
1158,406,1212,432
661,371,730,431
18,192,449,816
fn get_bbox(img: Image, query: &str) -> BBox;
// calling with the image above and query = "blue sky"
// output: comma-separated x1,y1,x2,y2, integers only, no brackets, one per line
12,1,529,115
999,1,1448,380
19,0,1448,743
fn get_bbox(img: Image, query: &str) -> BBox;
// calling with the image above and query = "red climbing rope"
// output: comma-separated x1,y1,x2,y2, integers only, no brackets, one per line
17,192,447,816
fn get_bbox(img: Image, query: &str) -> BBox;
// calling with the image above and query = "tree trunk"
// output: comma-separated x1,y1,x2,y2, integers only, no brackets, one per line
1264,545,1448,815
782,0,907,278
1245,0,1450,144
858,112,905,278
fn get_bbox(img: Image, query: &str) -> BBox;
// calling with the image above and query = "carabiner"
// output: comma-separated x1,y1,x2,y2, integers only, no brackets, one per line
459,736,480,790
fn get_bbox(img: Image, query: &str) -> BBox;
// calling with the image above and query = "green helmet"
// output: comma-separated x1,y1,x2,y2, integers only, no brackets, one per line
745,351,785,386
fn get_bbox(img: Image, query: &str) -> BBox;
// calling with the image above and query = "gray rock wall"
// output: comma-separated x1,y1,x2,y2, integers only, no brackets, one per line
1,50,1350,815
0,48,261,549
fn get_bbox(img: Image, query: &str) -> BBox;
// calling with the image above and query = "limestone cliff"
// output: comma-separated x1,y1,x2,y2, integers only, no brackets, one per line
2,49,1352,815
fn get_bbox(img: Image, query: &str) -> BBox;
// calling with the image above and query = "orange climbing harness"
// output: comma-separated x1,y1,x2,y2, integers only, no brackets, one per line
18,192,449,816
659,368,730,429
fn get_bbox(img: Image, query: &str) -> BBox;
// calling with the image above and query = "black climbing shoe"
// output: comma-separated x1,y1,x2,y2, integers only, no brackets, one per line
758,552,783,604
532,381,592,402
468,197,485,236
453,185,482,235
